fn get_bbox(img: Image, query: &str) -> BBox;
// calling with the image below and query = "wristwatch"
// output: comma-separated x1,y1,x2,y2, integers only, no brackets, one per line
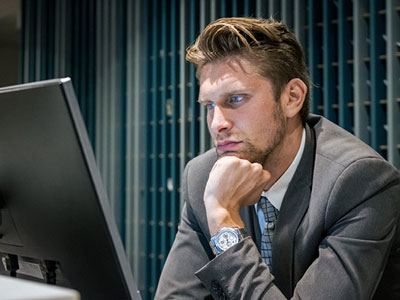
209,227,248,255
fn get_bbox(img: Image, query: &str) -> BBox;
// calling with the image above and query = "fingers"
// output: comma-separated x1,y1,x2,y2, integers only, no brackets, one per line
206,156,271,206
214,156,270,184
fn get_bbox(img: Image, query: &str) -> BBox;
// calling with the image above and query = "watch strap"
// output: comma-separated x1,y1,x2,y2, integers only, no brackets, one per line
209,227,248,255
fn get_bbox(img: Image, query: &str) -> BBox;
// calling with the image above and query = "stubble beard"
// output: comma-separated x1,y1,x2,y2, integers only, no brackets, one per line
215,105,287,166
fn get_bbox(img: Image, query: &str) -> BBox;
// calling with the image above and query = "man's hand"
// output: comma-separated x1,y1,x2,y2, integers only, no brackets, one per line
204,156,271,236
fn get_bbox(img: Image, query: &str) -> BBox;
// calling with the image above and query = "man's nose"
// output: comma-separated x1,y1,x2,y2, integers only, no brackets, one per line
209,106,232,134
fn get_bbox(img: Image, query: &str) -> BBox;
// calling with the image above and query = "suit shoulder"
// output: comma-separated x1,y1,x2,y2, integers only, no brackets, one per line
183,149,217,202
186,148,217,171
311,116,386,168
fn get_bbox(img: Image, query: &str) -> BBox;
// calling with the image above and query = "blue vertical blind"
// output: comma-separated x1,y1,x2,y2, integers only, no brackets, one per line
21,0,97,142
20,0,400,299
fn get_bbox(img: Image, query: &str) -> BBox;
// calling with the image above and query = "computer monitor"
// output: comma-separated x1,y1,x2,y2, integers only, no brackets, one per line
0,78,141,300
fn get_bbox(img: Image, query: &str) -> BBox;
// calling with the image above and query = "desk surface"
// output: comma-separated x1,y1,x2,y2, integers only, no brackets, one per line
0,275,80,300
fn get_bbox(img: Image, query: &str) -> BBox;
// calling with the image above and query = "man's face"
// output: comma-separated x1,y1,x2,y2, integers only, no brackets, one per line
198,56,287,166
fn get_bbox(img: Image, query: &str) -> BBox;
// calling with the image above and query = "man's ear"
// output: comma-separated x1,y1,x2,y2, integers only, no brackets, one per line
281,78,307,119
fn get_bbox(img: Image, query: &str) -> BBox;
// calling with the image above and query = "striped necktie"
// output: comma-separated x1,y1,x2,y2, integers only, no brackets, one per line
259,196,279,270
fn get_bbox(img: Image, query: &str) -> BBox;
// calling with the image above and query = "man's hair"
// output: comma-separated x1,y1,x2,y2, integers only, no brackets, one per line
186,17,311,123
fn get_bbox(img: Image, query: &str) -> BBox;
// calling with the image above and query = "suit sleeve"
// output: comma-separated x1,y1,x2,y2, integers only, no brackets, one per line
195,158,400,300
155,162,215,300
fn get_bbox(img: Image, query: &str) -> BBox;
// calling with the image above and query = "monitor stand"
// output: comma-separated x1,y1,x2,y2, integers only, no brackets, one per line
1,253,67,286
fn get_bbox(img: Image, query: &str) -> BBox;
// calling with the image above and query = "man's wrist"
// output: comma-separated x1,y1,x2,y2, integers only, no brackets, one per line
205,206,244,236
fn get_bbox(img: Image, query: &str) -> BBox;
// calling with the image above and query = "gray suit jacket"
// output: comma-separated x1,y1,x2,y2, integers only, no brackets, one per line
155,115,400,300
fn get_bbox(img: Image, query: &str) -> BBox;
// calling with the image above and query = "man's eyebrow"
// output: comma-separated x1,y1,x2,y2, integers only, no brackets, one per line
197,90,250,104
197,98,208,104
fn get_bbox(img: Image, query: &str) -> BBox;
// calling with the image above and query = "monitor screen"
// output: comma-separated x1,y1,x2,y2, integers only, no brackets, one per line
0,78,141,300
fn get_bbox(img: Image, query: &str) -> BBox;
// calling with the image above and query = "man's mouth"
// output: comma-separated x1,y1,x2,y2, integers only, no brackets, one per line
216,140,242,152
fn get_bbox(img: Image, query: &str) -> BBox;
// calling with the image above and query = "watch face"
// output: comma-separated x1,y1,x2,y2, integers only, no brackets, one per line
217,230,239,251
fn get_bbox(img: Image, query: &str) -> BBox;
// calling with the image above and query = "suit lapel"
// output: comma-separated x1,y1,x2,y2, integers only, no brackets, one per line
272,123,315,298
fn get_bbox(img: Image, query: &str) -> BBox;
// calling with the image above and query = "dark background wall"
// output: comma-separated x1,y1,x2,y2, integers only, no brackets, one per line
1,0,399,299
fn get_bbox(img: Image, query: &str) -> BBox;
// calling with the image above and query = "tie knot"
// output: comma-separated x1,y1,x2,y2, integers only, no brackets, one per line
258,196,279,223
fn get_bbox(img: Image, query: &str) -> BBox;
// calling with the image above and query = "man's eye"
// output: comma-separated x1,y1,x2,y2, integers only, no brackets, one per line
231,95,244,103
206,102,215,110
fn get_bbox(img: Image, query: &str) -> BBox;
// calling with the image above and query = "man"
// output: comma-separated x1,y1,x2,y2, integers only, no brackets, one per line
155,17,400,300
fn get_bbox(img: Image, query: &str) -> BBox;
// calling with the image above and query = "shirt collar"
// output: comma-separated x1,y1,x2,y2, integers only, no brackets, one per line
256,128,306,211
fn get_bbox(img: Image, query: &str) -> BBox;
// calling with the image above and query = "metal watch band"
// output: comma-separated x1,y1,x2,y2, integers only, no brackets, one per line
209,227,248,255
